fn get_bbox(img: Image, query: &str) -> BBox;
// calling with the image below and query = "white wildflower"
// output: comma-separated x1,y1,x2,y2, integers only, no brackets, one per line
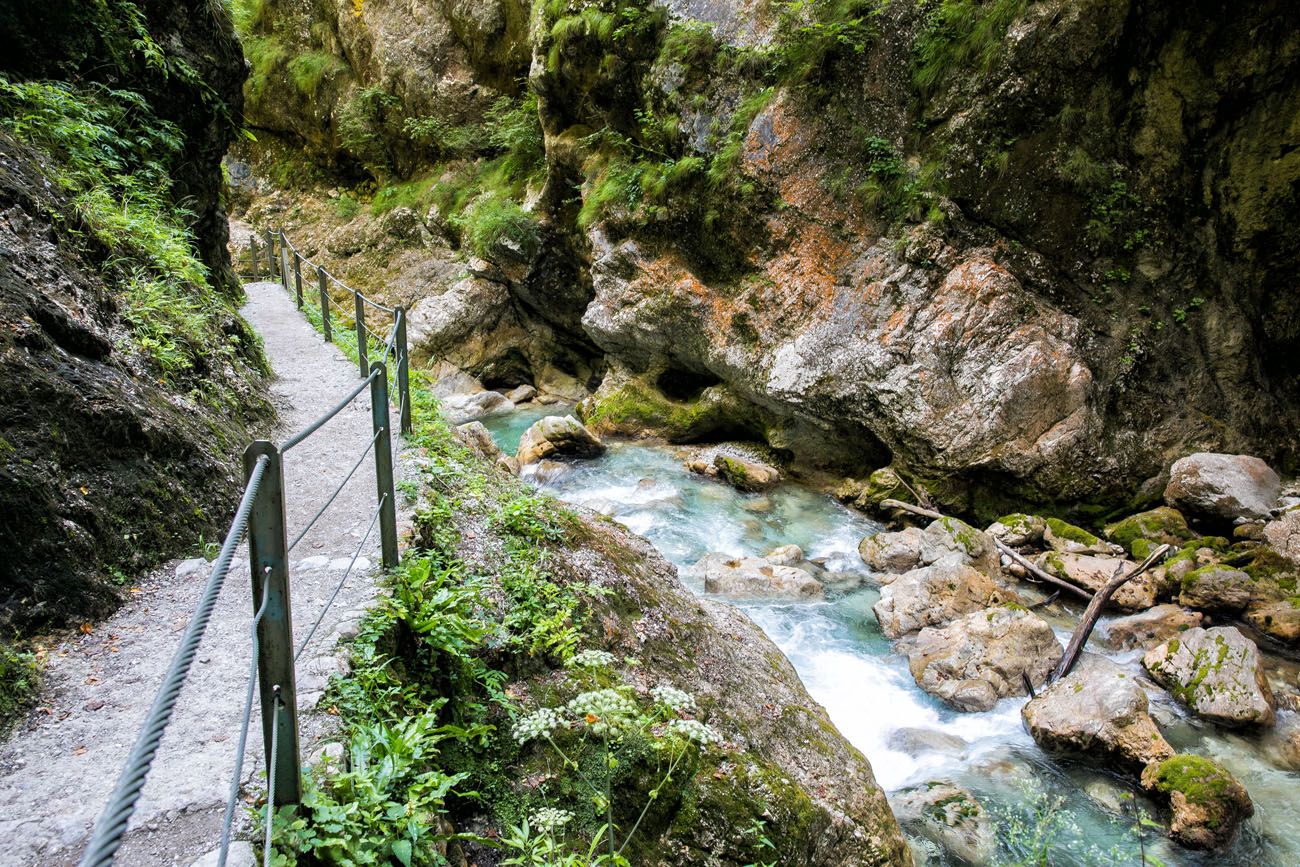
651,683,696,713
670,718,722,746
567,649,616,669
512,707,562,745
567,688,637,735
530,807,574,834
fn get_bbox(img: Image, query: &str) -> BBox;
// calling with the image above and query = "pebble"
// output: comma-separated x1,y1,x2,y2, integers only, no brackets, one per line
82,699,105,712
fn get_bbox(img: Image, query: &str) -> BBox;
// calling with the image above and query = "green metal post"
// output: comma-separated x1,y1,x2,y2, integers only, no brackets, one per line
317,267,332,343
395,307,411,435
369,363,399,568
264,229,275,278
354,292,368,380
250,239,260,281
242,442,302,807
279,245,290,294
293,252,304,309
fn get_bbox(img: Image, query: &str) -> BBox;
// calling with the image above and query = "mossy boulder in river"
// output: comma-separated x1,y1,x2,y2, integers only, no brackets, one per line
873,562,1014,640
1142,626,1276,727
516,415,605,464
1105,507,1195,557
1140,755,1254,850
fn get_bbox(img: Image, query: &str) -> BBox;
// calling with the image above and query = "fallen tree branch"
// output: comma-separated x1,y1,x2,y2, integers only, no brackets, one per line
879,498,943,520
994,539,1094,602
1050,544,1172,683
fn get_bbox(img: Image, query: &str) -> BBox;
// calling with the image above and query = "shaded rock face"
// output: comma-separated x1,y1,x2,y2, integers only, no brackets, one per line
1164,453,1282,523
891,783,995,865
1142,626,1276,727
683,553,824,600
516,415,605,464
1140,756,1254,851
1022,654,1174,774
1097,605,1203,652
872,562,1010,640
906,606,1060,712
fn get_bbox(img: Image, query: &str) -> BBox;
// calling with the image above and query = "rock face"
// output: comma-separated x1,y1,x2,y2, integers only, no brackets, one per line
1264,508,1300,565
906,606,1060,712
516,416,605,464
1140,755,1254,850
1022,654,1174,774
1037,553,1157,611
1164,453,1281,523
872,562,1011,640
1142,627,1276,727
684,553,824,600
891,783,995,865
1097,605,1204,651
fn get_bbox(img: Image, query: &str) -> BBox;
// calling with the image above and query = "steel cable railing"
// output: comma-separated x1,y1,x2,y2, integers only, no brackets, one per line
80,456,270,867
81,225,412,865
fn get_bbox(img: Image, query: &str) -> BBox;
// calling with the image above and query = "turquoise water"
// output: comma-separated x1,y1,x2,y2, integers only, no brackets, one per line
480,412,1295,865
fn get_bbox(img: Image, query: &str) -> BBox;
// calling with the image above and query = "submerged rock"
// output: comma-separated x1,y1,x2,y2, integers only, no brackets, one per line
1022,654,1174,774
1142,626,1276,727
1096,605,1203,651
873,562,1011,639
906,606,1060,712
892,783,996,865
1140,755,1253,850
684,553,823,600
1164,453,1281,523
1260,711,1300,771
516,415,605,464
1036,552,1157,611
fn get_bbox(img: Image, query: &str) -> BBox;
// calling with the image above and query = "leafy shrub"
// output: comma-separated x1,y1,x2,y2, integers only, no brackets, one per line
913,0,1030,93
455,192,541,261
0,641,40,732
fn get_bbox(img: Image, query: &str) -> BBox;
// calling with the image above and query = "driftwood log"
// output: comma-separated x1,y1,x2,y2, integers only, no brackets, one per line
1049,543,1172,683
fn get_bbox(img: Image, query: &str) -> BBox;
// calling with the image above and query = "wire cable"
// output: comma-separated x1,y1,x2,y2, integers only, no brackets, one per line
294,494,386,661
281,371,378,453
287,429,382,553
79,456,270,867
263,687,282,867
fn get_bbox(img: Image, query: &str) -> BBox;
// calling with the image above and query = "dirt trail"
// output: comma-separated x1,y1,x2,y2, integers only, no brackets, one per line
0,279,412,866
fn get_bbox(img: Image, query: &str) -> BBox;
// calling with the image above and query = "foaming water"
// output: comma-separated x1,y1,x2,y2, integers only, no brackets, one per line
479,414,1297,865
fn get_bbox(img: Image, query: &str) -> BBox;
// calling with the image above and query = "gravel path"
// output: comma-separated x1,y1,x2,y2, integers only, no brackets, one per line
0,280,412,866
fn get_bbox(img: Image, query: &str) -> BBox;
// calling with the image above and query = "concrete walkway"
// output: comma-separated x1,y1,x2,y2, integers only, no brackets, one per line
0,280,410,866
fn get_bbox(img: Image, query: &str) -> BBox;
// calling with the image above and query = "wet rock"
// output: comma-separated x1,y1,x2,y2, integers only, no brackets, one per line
1140,755,1253,850
442,390,514,424
886,728,969,757
1244,600,1300,644
873,561,1012,639
516,415,605,465
684,553,824,600
891,783,995,865
1096,605,1204,651
1022,654,1174,774
1263,507,1300,565
764,544,804,566
1104,507,1194,557
685,456,719,478
1043,517,1121,556
859,518,1000,578
495,455,521,476
1142,626,1276,726
859,527,927,576
1260,711,1300,770
505,383,536,403
713,453,781,492
906,606,1060,711
455,421,504,461
1036,552,1157,611
985,513,1046,547
1164,453,1281,523
529,459,570,484
1177,564,1253,614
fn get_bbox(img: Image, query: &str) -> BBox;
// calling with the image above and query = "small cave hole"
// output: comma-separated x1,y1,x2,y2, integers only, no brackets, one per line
656,366,721,402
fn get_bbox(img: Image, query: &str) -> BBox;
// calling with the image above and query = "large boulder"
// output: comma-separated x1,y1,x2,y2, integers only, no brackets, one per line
713,453,781,492
1104,507,1194,558
1177,564,1253,614
1096,605,1203,651
1036,552,1158,611
906,606,1061,712
985,513,1046,548
1244,600,1300,644
1164,453,1281,523
1022,654,1174,774
684,553,824,600
442,390,514,424
1140,755,1254,850
872,562,1012,639
1042,517,1122,556
516,415,605,464
891,783,995,864
1142,627,1276,727
859,517,1000,579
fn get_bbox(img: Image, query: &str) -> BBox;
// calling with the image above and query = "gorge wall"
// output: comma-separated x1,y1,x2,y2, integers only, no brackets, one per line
0,1,270,629
235,0,1300,520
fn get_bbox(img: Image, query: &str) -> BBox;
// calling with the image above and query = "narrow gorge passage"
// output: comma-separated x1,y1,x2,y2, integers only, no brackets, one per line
0,281,410,867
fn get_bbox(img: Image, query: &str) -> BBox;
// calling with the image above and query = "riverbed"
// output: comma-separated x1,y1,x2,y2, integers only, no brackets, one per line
484,406,1298,866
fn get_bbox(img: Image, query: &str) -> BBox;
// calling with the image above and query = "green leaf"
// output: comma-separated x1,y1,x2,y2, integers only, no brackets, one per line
391,839,413,866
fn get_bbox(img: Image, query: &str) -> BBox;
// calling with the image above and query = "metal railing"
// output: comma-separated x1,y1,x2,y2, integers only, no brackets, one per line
79,229,413,866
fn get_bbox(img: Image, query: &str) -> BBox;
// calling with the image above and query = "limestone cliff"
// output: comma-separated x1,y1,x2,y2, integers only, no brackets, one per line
236,0,1299,518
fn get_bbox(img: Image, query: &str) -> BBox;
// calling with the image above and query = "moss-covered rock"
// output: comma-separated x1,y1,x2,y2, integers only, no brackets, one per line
1140,755,1254,850
987,513,1047,547
1142,626,1276,727
580,373,756,443
1105,507,1194,557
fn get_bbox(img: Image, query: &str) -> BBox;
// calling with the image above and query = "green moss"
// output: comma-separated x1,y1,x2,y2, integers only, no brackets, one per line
913,0,1029,94
1045,517,1101,547
1104,507,1193,556
1146,755,1234,807
582,378,754,443
286,50,344,99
